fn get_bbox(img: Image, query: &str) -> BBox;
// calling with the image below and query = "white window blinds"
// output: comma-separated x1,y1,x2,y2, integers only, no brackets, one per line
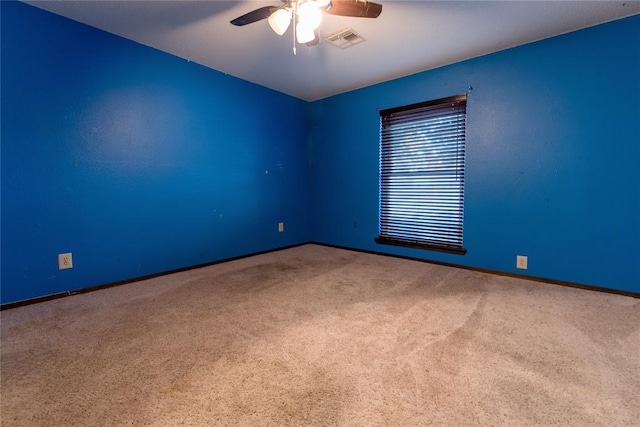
376,94,467,255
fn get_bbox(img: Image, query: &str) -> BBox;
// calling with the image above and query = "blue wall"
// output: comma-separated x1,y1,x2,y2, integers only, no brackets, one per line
308,14,640,293
1,2,310,303
2,3,639,304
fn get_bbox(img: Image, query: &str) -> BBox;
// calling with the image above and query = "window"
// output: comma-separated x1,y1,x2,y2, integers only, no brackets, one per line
376,94,467,255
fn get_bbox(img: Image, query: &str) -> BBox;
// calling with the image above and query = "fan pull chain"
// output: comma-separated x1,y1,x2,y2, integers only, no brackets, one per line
292,2,297,55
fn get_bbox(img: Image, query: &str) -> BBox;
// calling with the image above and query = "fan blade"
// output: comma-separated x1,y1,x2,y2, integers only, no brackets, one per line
230,6,276,26
325,0,382,18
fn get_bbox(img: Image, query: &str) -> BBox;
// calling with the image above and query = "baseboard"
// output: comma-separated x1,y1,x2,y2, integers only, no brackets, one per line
310,242,640,299
4,240,636,310
0,242,311,311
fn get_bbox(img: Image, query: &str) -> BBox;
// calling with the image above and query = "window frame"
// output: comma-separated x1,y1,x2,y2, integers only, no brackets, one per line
375,94,468,255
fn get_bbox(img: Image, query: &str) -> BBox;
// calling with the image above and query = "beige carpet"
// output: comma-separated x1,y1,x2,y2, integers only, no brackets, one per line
1,244,638,426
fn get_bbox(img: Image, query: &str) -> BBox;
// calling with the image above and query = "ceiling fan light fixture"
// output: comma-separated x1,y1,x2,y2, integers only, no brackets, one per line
268,8,292,35
296,22,316,44
309,0,331,10
229,0,382,55
298,1,322,30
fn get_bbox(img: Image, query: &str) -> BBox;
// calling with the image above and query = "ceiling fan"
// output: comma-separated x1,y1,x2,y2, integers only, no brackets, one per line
230,0,382,54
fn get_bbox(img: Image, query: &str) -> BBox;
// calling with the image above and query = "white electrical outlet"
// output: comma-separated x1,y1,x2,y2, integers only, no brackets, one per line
58,253,73,270
278,222,284,232
516,255,528,270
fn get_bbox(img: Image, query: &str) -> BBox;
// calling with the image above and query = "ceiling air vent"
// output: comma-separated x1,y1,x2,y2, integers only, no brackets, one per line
325,28,366,49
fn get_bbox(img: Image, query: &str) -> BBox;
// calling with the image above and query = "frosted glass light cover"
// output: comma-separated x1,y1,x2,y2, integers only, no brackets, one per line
268,9,292,35
311,0,331,8
296,22,315,44
298,2,322,30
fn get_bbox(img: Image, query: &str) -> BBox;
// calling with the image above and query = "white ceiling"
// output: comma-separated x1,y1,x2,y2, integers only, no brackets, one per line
24,1,640,101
